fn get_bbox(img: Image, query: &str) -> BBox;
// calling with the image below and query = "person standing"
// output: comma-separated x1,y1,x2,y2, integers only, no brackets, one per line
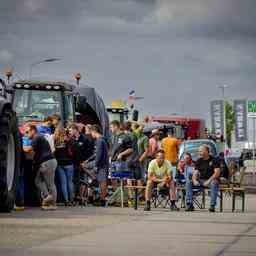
36,117,53,135
148,129,161,160
135,124,150,182
110,120,133,189
110,120,133,169
54,127,74,206
86,125,109,206
24,125,57,210
161,129,180,166
69,124,94,205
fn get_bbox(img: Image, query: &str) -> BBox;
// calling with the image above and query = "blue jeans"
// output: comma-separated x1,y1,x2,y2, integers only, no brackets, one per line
186,178,219,208
58,165,74,202
15,176,24,206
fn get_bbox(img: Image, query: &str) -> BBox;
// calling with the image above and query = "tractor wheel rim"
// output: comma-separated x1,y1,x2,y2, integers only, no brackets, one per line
6,134,15,191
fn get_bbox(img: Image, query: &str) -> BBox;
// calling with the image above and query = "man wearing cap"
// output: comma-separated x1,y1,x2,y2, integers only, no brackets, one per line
148,129,160,160
161,129,179,166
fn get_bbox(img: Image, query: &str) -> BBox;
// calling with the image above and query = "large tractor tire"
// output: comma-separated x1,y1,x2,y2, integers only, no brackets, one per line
0,105,21,212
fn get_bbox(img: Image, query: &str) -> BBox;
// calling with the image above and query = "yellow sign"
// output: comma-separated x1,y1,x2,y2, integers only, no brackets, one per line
111,100,125,108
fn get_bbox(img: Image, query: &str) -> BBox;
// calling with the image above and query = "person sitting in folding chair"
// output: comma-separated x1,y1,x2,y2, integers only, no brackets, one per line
144,150,178,211
177,152,195,185
186,145,221,212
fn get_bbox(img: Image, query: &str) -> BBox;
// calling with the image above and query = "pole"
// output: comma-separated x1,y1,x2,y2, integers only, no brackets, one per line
223,99,226,154
218,85,229,154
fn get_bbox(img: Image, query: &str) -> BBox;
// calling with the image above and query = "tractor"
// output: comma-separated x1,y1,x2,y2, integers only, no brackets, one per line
5,80,109,207
0,78,21,212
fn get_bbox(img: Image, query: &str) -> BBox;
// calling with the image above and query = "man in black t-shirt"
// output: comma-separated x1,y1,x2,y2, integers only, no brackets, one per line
24,125,57,210
83,125,109,206
186,145,220,212
109,121,134,190
69,124,95,204
110,121,133,169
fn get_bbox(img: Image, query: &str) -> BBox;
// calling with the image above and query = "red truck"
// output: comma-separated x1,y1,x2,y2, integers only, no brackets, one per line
147,116,205,140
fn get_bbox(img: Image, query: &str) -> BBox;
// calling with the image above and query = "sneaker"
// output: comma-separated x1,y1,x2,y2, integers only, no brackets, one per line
67,201,73,207
209,206,215,213
185,205,195,212
79,198,87,206
170,204,180,211
42,204,57,211
42,195,54,206
64,202,72,207
14,205,25,211
144,201,151,211
128,199,133,207
100,200,106,207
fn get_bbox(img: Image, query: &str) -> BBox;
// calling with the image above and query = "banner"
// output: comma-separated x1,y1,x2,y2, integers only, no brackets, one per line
211,100,224,136
234,99,247,142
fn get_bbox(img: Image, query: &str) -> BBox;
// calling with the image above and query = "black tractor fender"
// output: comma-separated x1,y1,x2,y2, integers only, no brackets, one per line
0,99,12,117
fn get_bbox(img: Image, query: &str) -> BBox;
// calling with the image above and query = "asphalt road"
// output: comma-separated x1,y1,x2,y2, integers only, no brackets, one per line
1,195,256,256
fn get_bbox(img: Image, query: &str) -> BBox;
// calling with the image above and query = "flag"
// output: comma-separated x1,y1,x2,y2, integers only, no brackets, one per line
128,90,144,101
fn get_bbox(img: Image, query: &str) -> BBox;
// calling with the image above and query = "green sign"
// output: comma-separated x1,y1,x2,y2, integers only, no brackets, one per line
248,100,256,117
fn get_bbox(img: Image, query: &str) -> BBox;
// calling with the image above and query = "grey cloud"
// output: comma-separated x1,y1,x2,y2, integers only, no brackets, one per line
0,0,256,124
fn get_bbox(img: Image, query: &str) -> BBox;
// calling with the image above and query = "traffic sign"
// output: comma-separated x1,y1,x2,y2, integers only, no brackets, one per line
248,100,256,118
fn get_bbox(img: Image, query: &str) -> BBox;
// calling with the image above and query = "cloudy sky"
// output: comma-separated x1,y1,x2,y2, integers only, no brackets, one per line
1,0,256,124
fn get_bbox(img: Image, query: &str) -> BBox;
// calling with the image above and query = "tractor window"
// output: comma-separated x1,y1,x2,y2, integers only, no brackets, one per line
64,94,74,124
13,89,62,123
108,112,123,123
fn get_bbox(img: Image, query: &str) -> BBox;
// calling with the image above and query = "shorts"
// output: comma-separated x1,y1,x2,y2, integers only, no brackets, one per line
111,161,130,172
96,168,108,183
110,161,133,179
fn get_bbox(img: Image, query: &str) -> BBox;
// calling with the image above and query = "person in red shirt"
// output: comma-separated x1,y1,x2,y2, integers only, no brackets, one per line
148,129,160,160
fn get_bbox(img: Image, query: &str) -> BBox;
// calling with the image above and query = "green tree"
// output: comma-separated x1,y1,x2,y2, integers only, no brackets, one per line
225,101,235,147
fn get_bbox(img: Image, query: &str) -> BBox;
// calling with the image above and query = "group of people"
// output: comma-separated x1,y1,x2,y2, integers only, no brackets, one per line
20,115,108,209
17,117,228,213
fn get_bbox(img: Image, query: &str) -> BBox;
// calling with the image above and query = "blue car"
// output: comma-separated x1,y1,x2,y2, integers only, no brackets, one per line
179,139,218,161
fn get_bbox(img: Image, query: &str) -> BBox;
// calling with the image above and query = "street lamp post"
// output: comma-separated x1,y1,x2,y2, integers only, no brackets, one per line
4,68,13,84
74,73,81,86
29,58,61,79
218,84,229,153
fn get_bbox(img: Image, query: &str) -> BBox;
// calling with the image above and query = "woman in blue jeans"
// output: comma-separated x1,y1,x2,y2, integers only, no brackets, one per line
54,127,74,206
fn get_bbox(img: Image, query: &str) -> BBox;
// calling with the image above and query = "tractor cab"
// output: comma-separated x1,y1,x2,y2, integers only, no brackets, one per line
107,107,129,123
107,99,138,124
10,80,75,127
8,80,109,137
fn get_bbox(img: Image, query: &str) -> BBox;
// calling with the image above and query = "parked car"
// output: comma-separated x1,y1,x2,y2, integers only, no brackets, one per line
179,139,218,161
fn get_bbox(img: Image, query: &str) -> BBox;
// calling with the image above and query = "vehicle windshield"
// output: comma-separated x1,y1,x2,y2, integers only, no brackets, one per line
108,111,123,123
13,89,62,123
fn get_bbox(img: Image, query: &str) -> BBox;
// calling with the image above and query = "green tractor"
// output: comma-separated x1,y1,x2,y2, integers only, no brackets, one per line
2,80,109,208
